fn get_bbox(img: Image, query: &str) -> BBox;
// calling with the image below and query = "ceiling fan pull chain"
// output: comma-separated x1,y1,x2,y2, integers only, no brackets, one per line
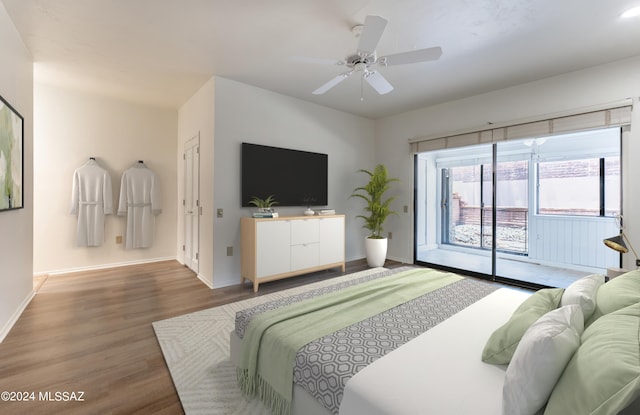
360,75,364,101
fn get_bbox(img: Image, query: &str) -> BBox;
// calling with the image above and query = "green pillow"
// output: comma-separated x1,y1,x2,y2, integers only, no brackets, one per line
586,269,640,326
482,288,564,364
544,302,640,415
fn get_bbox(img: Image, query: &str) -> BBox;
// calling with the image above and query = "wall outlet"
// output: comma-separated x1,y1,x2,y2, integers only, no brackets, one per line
115,235,123,244
403,205,408,213
388,232,392,239
217,208,223,218
227,246,233,256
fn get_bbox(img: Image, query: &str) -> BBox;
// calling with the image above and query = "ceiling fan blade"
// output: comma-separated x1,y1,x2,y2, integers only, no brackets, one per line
380,46,443,66
312,72,352,95
364,71,393,95
357,15,388,55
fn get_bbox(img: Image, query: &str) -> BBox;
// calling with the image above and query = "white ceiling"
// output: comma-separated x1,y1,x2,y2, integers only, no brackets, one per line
3,0,640,119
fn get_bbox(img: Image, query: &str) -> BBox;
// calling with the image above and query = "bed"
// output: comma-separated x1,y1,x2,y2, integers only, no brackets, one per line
229,266,640,415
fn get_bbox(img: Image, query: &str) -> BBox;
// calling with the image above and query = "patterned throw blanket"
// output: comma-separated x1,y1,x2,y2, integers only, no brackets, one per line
235,267,499,415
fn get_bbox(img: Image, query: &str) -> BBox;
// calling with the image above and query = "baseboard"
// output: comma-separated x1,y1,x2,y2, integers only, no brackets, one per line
0,290,35,343
212,275,238,290
197,273,214,289
175,258,213,289
387,255,411,264
43,256,177,276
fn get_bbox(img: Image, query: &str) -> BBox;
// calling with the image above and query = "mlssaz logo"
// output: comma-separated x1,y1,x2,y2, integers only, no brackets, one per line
39,391,85,402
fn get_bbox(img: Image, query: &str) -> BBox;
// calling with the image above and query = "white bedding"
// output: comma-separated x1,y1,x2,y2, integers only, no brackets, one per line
231,281,640,415
338,287,531,415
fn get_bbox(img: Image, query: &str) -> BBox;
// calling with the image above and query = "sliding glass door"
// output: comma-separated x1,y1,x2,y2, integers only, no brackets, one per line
442,165,490,251
494,158,528,255
416,144,494,276
415,127,622,288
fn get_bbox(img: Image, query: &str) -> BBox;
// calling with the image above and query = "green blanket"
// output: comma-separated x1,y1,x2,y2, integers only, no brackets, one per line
236,268,462,415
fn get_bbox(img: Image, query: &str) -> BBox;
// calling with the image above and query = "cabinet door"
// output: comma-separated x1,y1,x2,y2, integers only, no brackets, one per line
256,220,291,277
290,219,320,245
319,217,345,265
291,243,319,271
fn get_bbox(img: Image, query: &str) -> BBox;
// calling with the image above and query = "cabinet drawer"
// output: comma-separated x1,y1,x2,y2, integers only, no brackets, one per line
291,242,319,271
291,219,319,245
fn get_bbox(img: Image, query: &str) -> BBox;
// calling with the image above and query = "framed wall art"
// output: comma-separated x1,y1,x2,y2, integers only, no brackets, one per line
0,94,24,211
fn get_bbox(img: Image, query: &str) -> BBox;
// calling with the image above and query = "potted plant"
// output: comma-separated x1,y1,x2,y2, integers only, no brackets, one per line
351,164,399,267
249,195,278,212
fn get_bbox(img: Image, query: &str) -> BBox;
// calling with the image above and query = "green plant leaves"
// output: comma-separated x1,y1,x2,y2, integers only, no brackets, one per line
249,194,278,208
351,164,399,238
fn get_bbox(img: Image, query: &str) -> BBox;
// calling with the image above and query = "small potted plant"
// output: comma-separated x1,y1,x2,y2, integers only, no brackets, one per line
249,195,278,213
351,164,399,267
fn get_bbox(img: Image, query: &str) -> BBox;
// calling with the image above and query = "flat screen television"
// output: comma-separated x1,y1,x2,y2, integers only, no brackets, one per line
241,142,328,207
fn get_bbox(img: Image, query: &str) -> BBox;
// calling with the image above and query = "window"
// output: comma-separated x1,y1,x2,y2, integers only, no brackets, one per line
536,132,620,217
604,157,621,217
415,110,627,288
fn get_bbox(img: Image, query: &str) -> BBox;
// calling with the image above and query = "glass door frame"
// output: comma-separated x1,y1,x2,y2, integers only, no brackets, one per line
414,143,548,290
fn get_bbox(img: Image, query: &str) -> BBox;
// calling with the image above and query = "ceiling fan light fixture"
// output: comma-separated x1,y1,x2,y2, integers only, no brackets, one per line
354,62,368,72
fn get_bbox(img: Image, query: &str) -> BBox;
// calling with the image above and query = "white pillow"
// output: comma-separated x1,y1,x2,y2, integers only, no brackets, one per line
502,305,584,415
560,273,604,321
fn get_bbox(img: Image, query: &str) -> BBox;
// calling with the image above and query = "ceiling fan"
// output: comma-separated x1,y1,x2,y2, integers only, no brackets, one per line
312,15,442,96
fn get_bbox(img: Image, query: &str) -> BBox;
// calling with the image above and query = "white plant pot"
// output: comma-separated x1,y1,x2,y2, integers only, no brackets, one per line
365,237,388,267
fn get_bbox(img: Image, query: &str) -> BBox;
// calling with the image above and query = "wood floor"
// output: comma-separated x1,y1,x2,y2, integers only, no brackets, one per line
0,259,402,415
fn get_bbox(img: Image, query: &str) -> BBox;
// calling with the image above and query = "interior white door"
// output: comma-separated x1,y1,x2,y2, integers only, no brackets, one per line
184,134,200,272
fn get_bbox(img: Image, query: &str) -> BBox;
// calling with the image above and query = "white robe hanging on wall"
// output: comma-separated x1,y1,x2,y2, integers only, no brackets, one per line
70,159,113,247
117,163,162,249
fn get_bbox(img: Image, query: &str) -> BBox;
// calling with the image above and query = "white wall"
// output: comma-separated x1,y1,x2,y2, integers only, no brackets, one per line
33,84,178,274
0,2,34,341
177,76,215,287
376,55,640,271
204,77,375,288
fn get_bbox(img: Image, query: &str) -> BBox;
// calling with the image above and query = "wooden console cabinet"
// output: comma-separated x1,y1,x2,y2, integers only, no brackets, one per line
240,215,346,292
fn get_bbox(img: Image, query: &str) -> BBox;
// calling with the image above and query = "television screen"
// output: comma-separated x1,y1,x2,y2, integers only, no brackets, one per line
241,143,328,207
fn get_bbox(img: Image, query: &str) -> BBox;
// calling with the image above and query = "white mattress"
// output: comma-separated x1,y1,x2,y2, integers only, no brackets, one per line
338,287,531,415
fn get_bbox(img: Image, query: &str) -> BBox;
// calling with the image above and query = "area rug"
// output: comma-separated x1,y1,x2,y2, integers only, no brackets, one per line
152,268,385,415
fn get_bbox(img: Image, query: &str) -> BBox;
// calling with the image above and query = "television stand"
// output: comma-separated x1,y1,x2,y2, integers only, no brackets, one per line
240,215,346,292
